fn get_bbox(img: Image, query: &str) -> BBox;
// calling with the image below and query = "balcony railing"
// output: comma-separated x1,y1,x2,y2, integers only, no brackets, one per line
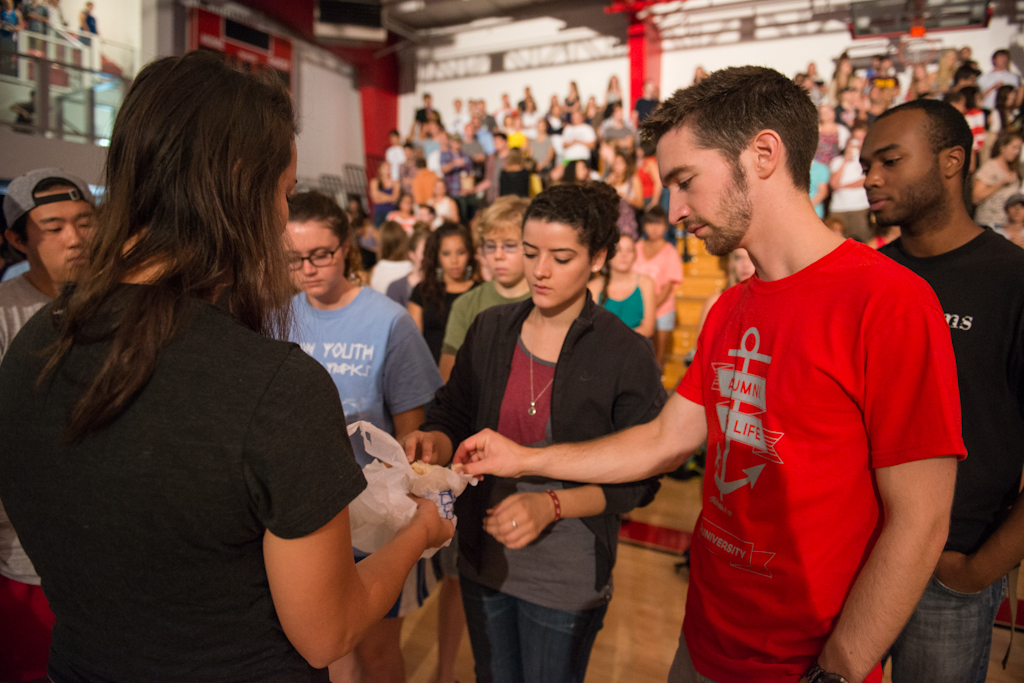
1,27,134,145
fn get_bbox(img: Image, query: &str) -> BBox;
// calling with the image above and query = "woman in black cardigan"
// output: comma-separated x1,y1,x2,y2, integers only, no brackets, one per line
404,182,665,683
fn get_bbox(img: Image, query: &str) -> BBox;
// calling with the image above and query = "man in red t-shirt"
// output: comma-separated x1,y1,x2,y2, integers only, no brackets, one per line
454,66,965,683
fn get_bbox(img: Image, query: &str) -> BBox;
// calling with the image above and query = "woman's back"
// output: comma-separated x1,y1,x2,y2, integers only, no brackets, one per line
0,289,365,682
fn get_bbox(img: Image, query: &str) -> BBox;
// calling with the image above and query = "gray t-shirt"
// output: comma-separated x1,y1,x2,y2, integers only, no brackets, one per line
0,274,50,584
530,138,553,168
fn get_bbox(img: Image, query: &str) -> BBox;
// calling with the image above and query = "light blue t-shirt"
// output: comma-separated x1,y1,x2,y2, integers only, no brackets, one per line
290,287,442,466
810,160,831,218
1,261,30,282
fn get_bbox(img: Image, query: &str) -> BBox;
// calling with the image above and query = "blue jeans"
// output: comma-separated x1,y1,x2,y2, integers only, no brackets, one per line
890,574,1008,683
460,576,608,683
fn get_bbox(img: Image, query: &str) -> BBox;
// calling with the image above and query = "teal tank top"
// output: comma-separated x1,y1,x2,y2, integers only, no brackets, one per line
600,285,644,329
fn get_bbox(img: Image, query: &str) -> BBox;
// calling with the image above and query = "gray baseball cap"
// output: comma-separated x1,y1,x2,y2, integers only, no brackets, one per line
3,168,95,229
1004,193,1024,211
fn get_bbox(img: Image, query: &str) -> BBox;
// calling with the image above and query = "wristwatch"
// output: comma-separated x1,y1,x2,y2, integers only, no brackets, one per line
805,662,849,683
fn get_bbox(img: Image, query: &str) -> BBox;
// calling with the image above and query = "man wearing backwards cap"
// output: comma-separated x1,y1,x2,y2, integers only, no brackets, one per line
0,167,94,682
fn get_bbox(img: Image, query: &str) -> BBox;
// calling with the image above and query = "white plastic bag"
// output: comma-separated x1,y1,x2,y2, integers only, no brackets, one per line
346,421,475,558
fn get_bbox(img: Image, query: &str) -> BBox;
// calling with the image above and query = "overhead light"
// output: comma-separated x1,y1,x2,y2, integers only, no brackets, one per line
396,0,425,12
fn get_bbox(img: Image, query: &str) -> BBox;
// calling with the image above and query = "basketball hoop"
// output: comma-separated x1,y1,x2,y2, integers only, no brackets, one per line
898,33,939,66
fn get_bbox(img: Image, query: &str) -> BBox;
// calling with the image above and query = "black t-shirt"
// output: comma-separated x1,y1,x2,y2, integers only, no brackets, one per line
0,286,367,682
633,98,659,123
881,230,1024,553
415,107,442,127
499,169,531,198
410,282,476,362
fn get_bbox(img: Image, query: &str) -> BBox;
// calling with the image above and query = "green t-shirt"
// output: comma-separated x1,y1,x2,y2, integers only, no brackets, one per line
441,281,531,356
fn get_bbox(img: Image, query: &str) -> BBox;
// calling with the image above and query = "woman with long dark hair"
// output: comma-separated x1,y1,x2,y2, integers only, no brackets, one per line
403,182,664,683
408,222,478,362
0,51,451,683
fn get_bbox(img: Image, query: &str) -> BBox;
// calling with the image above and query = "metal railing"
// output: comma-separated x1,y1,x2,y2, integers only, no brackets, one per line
1,52,129,145
12,24,136,78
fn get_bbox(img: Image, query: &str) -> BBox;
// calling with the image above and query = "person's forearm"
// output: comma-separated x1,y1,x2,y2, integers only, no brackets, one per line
553,485,606,518
655,283,674,309
972,182,1000,204
515,417,684,483
817,501,949,681
962,487,1024,589
351,520,431,630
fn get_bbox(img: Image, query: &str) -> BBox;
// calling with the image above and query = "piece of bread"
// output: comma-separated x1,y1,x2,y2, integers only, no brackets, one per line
411,461,442,476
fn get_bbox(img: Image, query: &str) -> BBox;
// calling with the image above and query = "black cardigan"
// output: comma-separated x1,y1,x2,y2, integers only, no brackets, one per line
423,295,666,590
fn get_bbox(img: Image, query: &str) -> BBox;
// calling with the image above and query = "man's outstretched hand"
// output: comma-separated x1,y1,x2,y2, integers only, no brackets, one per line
453,429,532,479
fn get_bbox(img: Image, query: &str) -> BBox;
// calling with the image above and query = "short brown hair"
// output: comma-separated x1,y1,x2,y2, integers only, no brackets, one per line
640,65,818,191
378,220,409,261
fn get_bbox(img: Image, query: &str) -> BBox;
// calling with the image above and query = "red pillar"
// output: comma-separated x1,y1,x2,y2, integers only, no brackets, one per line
357,51,399,177
628,17,661,109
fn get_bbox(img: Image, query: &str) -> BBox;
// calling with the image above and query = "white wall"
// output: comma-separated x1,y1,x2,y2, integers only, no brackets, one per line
401,17,629,135
400,57,630,136
405,14,1022,132
660,16,1021,96
56,0,141,50
295,55,366,183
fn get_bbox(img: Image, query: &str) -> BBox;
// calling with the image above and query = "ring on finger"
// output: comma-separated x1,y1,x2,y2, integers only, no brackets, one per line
512,519,518,530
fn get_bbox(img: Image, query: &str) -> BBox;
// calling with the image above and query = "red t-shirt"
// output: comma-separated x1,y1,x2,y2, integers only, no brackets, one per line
677,240,965,683
497,341,555,446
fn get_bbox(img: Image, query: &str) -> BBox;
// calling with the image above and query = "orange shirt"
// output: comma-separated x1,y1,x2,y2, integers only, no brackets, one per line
412,170,440,206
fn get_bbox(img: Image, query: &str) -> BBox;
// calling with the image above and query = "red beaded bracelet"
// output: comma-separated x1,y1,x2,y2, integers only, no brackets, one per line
545,490,562,521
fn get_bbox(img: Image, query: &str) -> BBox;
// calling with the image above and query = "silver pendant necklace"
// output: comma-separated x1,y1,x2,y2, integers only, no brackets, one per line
527,345,554,416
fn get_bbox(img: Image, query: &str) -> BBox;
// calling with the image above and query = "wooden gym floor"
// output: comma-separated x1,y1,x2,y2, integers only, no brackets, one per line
399,477,1024,683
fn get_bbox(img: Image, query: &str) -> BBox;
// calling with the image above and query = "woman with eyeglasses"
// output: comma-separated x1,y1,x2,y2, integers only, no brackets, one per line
403,182,664,683
285,191,444,683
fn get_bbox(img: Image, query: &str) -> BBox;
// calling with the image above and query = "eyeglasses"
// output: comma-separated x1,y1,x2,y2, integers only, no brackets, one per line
482,241,522,255
288,245,342,270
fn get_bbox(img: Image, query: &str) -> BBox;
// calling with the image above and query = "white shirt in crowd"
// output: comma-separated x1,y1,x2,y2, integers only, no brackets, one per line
385,145,406,181
561,123,596,161
370,260,414,295
828,155,870,212
978,69,1021,110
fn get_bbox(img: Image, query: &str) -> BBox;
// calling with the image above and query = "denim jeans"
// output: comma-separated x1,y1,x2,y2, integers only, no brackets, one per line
890,574,1008,683
460,576,608,683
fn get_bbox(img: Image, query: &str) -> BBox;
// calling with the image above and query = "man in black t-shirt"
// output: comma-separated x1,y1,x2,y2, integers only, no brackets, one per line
632,80,660,126
864,99,1024,683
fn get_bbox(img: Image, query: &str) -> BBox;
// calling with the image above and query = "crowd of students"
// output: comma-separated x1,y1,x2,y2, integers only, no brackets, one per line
0,42,1022,683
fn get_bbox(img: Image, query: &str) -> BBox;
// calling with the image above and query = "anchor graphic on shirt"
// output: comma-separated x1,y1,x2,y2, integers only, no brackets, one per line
712,327,784,497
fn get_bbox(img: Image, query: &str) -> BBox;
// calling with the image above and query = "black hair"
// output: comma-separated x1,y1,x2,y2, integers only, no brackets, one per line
389,129,400,137
493,132,508,142
522,181,620,260
959,85,981,109
418,222,478,303
953,64,979,84
875,99,974,184
943,90,966,105
993,48,1010,62
643,205,669,225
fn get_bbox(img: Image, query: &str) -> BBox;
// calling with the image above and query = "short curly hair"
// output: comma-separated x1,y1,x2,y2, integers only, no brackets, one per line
522,181,621,260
